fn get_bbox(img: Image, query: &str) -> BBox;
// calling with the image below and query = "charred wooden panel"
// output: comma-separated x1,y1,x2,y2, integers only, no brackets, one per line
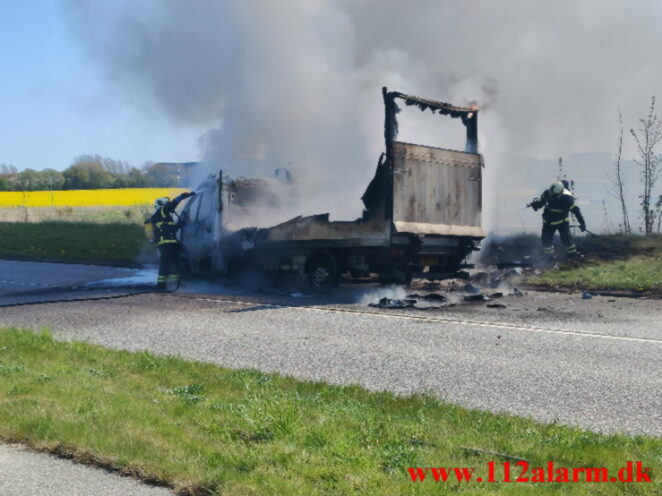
263,214,390,244
392,141,483,238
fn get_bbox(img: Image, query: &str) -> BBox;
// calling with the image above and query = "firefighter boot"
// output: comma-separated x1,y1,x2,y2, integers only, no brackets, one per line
541,245,555,264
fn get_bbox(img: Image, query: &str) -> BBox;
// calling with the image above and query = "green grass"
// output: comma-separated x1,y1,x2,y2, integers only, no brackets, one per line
530,255,662,292
0,205,151,224
0,328,659,495
530,235,662,292
0,221,152,264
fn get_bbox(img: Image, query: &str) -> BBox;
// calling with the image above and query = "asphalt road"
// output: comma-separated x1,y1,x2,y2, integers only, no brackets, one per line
0,444,172,496
0,259,660,490
0,259,659,434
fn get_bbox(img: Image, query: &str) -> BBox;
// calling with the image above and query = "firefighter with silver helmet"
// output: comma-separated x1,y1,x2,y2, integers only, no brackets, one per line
529,181,586,260
145,191,195,289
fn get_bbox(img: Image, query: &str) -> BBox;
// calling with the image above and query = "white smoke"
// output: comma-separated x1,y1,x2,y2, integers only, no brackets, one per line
65,0,662,230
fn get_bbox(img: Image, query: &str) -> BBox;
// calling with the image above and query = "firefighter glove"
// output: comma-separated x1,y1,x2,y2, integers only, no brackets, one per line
530,199,542,211
579,222,586,232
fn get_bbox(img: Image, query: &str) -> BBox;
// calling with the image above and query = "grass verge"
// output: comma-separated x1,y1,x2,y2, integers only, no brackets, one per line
0,205,152,224
529,235,662,292
0,221,153,265
0,328,659,495
529,255,662,292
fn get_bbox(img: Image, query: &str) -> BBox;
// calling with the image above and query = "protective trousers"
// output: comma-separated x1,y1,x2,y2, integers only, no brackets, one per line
158,244,181,285
541,221,577,257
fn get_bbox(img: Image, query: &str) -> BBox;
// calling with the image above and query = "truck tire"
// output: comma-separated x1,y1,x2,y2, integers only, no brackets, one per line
306,254,338,293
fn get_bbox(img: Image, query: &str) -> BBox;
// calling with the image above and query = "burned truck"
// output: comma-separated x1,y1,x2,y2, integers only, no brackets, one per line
179,87,484,292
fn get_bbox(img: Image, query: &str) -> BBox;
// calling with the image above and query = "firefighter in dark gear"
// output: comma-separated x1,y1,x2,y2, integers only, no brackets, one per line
529,181,585,260
150,192,195,289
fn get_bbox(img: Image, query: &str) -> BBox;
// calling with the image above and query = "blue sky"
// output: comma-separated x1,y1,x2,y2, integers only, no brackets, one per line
0,0,203,171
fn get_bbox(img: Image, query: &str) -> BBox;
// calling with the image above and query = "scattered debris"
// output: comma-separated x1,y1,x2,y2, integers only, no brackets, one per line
608,299,616,302
487,303,506,309
489,292,504,298
464,294,490,302
410,281,441,291
512,288,524,297
463,283,482,294
369,297,416,309
581,291,593,300
471,271,491,286
536,307,549,312
423,293,446,302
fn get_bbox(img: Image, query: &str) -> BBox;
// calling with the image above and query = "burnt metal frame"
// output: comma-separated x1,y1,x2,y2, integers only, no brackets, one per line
381,86,479,156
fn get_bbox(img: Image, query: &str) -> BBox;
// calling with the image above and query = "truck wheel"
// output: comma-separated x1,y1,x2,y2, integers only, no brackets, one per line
307,254,338,293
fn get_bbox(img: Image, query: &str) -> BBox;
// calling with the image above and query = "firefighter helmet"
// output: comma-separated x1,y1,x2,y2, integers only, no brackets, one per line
154,197,169,208
549,181,564,195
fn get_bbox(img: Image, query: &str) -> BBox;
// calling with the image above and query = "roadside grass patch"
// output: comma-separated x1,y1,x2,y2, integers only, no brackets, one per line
529,235,662,291
0,221,152,264
0,205,152,224
0,328,659,495
530,254,662,291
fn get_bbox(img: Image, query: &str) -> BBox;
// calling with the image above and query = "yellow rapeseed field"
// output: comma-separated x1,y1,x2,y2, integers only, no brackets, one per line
0,188,189,208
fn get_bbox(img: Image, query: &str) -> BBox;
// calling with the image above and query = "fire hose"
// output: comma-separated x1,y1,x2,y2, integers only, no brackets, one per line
570,224,597,236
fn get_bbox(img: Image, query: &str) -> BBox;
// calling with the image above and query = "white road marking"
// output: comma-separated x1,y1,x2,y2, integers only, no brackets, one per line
0,280,55,287
184,295,662,345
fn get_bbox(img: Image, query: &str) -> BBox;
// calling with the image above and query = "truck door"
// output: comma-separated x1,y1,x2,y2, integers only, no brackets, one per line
180,189,217,273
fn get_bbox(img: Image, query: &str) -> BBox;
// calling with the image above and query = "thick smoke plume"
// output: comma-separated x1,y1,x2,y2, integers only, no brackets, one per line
65,0,662,230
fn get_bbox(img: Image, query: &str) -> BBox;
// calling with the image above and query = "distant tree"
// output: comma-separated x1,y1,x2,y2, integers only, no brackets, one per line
143,162,183,187
40,168,65,190
63,160,115,189
100,156,132,176
65,155,153,189
630,96,662,236
15,169,43,190
1,157,156,191
0,164,17,175
126,167,150,187
608,110,631,234
0,164,18,190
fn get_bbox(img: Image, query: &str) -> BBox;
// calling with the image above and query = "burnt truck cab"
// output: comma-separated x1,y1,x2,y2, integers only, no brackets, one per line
180,87,484,292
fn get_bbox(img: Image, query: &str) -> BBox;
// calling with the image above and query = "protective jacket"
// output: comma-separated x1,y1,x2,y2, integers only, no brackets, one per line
531,188,585,227
150,193,190,246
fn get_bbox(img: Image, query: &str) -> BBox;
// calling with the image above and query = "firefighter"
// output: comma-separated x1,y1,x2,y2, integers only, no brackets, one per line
150,191,195,289
529,181,586,260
